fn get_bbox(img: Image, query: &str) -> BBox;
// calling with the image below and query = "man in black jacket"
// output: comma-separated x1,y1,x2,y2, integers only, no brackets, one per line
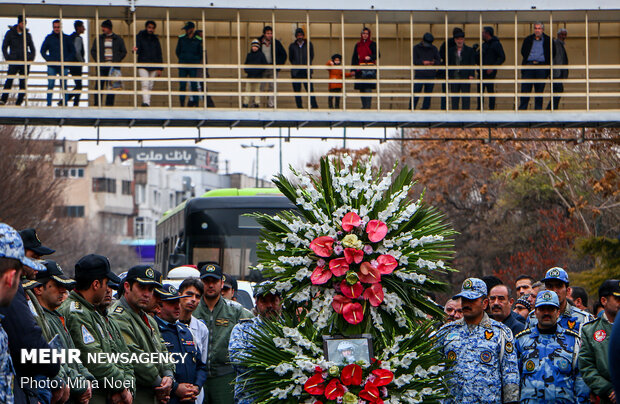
0,16,36,106
518,22,551,110
176,22,203,107
134,20,163,107
446,28,475,110
258,26,287,108
477,26,505,110
548,28,569,110
67,20,85,106
412,33,441,110
288,28,318,109
90,19,127,106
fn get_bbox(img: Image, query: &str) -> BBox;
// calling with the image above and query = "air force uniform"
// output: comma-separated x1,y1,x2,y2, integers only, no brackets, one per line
515,290,590,403
526,268,594,332
436,278,519,404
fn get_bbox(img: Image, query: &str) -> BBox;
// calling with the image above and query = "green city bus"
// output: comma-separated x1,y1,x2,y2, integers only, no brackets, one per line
155,188,294,279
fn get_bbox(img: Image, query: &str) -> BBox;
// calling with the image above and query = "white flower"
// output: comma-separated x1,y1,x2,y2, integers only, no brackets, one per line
274,363,294,375
393,374,414,388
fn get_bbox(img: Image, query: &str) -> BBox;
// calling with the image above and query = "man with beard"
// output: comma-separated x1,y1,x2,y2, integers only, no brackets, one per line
526,267,594,332
178,277,209,404
435,278,519,404
489,284,525,336
111,265,174,404
229,281,282,404
579,280,620,404
193,263,253,403
156,284,207,404
515,290,589,403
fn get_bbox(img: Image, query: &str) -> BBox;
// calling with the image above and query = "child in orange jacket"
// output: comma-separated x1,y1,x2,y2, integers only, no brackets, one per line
327,54,352,109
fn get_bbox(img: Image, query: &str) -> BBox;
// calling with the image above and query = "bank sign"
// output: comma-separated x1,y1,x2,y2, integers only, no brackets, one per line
114,147,218,172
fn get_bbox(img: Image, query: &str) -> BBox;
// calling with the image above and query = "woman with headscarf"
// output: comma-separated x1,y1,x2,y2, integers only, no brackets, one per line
351,27,377,109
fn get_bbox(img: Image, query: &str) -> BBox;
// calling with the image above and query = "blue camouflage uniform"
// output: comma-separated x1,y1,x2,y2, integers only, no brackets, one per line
435,278,520,404
515,290,590,403
229,317,261,404
526,268,594,332
0,315,14,404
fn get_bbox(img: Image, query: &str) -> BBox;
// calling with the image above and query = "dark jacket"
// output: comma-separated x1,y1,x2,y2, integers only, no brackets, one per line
176,33,203,65
136,29,163,71
447,44,476,79
0,285,60,404
2,25,35,62
520,33,551,65
437,38,455,79
155,317,208,404
413,41,441,79
257,35,287,66
477,35,506,78
90,33,127,63
288,39,314,78
552,38,569,79
610,317,620,400
40,32,75,63
502,311,525,337
69,31,85,62
244,49,268,78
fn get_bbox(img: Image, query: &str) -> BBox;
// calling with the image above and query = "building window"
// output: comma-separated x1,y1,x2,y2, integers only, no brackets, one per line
122,180,132,195
55,167,84,178
135,184,145,204
92,177,116,193
135,217,145,238
55,206,85,218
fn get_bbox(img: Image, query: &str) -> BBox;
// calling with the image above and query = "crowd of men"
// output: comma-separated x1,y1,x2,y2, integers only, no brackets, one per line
2,17,570,110
2,220,619,403
0,223,282,404
438,269,620,403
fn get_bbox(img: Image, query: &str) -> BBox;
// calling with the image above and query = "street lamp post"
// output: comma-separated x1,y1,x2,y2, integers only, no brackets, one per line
241,142,274,188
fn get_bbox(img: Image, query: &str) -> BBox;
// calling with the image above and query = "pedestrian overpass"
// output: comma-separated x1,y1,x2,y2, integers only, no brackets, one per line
0,0,618,130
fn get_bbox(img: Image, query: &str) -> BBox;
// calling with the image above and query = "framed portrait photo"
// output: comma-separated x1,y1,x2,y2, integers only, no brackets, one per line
323,334,373,366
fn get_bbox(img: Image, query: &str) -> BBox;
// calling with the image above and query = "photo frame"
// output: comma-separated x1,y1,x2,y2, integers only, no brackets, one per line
322,334,373,365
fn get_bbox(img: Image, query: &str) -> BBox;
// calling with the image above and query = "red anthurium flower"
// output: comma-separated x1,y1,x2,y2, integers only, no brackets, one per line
342,212,362,232
366,220,388,243
371,369,394,386
329,258,349,277
324,379,345,400
376,254,398,275
304,373,326,396
359,382,381,403
310,236,335,258
342,302,364,325
341,364,363,386
358,263,381,284
363,284,384,306
310,266,332,285
340,280,363,299
344,248,364,264
332,294,351,314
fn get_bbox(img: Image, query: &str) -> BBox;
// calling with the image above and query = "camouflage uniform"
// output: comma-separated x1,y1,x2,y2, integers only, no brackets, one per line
435,278,519,404
515,325,589,403
228,317,261,404
0,315,14,404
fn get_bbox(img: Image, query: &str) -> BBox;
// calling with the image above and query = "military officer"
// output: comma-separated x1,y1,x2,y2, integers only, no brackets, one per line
192,262,253,404
156,284,208,404
110,265,175,404
435,277,519,404
229,281,282,404
32,259,95,403
58,254,134,404
526,267,593,332
515,290,589,403
579,279,620,404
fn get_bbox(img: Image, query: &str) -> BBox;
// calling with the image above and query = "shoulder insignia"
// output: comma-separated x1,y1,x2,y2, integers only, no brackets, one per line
81,325,95,345
113,306,125,314
70,301,83,313
505,341,514,353
592,329,606,342
567,320,576,330
239,318,253,323
515,328,532,339
581,317,599,328
484,330,494,340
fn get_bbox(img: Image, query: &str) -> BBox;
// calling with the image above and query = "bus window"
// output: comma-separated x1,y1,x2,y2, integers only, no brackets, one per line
193,243,253,278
